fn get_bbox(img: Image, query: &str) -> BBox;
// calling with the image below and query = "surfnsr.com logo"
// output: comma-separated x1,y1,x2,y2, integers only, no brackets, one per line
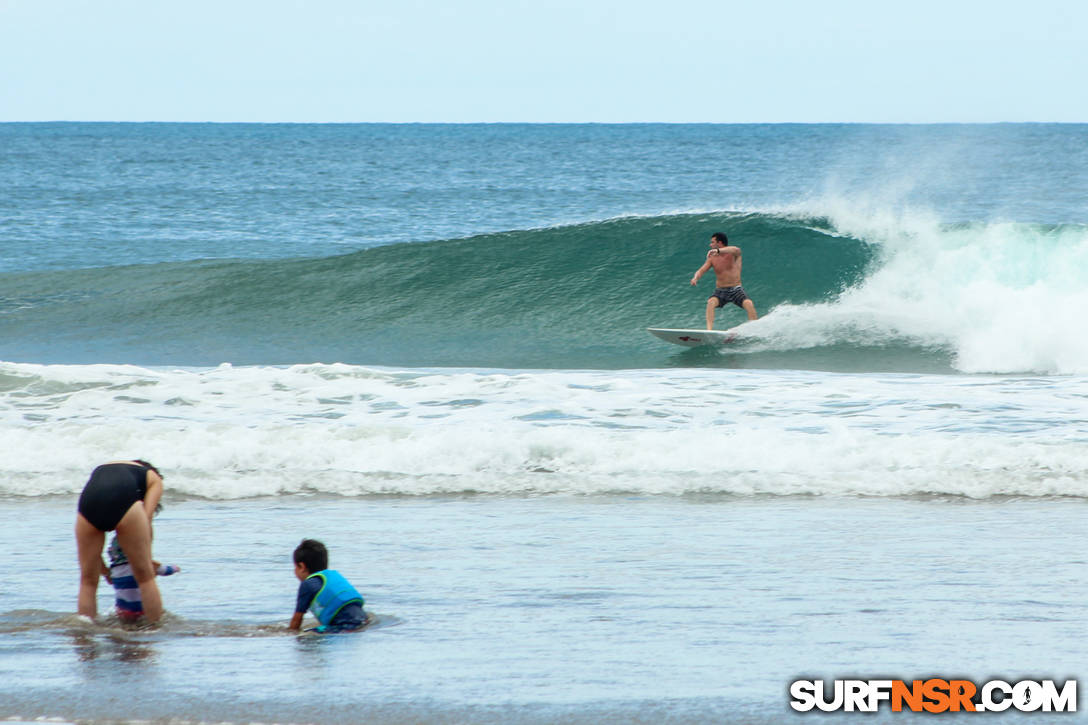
789,679,1077,713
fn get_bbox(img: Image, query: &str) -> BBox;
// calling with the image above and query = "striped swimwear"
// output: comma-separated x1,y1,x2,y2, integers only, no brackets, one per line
107,536,178,620
712,285,749,309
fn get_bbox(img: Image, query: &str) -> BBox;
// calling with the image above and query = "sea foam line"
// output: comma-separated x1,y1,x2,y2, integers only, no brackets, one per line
2,361,1086,499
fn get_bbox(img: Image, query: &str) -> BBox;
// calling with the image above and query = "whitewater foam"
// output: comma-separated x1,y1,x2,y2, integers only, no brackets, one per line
759,199,1088,374
2,361,1085,499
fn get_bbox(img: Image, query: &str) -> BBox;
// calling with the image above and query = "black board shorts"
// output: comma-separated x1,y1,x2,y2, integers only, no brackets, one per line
711,285,749,309
77,463,148,531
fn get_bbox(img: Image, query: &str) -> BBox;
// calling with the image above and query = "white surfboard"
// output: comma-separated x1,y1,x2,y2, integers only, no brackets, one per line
647,327,742,347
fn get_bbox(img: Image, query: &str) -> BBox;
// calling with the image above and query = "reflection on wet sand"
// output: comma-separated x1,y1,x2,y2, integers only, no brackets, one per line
71,631,156,663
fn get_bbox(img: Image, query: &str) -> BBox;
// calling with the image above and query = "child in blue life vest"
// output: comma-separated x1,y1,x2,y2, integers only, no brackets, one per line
106,534,180,621
289,538,369,633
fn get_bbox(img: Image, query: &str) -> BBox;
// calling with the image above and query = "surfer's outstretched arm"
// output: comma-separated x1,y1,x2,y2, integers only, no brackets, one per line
691,259,712,285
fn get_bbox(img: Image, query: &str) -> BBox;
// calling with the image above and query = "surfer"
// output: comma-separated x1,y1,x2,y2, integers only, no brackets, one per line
690,232,757,329
75,460,165,623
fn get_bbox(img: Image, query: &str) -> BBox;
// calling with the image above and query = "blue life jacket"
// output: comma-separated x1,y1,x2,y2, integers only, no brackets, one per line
307,570,364,626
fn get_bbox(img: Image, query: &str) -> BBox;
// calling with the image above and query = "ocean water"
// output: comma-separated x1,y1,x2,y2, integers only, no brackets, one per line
1,123,1086,723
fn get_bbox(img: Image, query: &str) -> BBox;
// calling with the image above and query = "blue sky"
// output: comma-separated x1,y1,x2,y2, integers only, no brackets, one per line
2,0,1085,122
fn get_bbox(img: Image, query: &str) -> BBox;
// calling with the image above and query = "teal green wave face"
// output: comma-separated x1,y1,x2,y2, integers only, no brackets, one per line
38,208,1088,374
0,211,890,370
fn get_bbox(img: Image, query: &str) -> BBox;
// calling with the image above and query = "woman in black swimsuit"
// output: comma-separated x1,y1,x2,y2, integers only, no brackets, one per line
75,460,165,622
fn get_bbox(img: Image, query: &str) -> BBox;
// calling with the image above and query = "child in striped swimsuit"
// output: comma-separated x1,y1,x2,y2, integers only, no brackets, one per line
107,535,180,621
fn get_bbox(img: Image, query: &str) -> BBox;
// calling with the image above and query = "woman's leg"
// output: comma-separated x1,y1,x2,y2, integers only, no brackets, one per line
114,502,163,623
75,514,105,618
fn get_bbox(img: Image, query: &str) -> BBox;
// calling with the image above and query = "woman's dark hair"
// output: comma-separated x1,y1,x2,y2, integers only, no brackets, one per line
293,539,329,573
133,459,162,480
133,460,164,514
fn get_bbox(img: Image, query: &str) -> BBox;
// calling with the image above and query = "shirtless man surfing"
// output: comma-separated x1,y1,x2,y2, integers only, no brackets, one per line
690,232,757,329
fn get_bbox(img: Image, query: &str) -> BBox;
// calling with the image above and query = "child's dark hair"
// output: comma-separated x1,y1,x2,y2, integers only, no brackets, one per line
293,539,328,573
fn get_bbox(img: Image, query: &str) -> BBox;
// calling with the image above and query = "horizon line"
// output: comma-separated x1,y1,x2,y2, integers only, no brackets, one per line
2,119,1084,126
